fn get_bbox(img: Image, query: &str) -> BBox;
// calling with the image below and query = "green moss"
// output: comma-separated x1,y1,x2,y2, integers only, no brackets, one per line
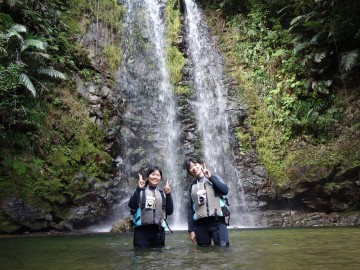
242,81,288,184
0,85,113,207
284,138,360,184
165,0,186,90
0,214,21,234
67,0,124,34
104,44,123,73
174,85,191,96
235,126,252,154
168,46,186,84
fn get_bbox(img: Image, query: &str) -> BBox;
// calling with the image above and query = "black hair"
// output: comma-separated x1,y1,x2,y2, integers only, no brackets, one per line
146,165,163,178
184,157,201,173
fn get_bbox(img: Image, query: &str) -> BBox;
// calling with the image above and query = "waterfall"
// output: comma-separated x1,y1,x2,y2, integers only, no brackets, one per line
184,0,253,227
113,0,253,230
116,0,186,228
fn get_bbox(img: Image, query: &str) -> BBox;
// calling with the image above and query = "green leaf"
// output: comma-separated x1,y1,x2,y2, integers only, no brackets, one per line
10,24,27,33
314,52,327,63
37,68,66,80
340,49,360,72
19,73,36,96
21,39,46,52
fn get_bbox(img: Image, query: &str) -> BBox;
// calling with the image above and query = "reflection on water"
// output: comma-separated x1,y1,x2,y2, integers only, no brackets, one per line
1,227,360,270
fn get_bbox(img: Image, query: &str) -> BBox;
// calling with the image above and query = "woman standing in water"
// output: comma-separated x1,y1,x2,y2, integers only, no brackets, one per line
185,157,230,247
128,165,173,248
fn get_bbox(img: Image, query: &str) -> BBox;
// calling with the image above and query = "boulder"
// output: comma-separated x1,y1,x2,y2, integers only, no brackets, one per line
110,218,133,233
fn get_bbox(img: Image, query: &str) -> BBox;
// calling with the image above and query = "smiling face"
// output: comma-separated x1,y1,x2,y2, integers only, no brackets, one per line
146,170,162,188
188,162,204,178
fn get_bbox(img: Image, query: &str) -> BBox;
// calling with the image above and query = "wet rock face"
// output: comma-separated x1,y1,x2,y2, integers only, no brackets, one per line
0,197,52,233
253,210,360,227
0,172,122,233
255,165,360,214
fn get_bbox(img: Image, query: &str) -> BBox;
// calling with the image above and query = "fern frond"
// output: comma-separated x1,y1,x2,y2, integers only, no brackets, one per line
309,31,323,45
293,41,310,53
5,30,23,41
21,39,46,52
10,24,27,33
37,68,66,80
19,73,36,97
25,51,50,59
314,51,327,63
340,49,360,72
290,15,306,27
0,46,7,56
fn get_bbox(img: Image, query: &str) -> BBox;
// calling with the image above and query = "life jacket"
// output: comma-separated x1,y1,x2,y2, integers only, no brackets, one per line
131,186,166,228
190,178,229,222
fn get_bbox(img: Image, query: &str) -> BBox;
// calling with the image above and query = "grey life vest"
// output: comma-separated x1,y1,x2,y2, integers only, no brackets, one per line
190,179,225,220
138,187,166,226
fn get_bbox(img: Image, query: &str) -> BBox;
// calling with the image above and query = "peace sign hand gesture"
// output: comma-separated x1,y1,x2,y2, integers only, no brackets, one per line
201,163,212,179
164,180,172,194
138,173,146,189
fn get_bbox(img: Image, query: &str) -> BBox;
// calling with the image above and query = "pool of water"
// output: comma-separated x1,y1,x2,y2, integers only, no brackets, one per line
1,227,359,269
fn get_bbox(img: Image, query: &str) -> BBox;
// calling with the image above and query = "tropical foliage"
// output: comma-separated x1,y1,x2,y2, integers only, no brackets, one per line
0,0,116,208
201,0,360,183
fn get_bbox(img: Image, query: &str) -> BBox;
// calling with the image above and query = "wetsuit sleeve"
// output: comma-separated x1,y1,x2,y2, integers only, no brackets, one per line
187,185,195,232
128,187,142,210
165,194,174,215
209,175,228,195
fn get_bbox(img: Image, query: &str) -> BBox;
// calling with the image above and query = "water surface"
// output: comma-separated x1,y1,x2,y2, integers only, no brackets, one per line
1,227,359,270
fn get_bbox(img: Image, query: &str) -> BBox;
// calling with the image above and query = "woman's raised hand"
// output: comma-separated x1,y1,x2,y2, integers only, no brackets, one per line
164,180,172,194
138,173,146,189
201,163,211,178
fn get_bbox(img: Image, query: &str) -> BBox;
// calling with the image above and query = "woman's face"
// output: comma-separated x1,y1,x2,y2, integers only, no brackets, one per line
147,170,162,187
188,162,204,178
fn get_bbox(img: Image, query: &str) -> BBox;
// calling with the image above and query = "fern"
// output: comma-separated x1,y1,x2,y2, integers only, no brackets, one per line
37,68,66,80
314,51,327,63
340,49,360,72
19,73,36,97
21,39,46,52
9,24,27,33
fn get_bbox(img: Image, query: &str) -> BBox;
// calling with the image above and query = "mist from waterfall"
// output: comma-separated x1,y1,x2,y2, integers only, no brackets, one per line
184,0,253,226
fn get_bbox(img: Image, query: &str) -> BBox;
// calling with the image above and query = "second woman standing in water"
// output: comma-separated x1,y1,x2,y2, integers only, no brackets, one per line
185,158,230,247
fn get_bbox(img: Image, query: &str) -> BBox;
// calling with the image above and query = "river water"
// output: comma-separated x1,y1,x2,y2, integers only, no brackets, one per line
1,227,359,269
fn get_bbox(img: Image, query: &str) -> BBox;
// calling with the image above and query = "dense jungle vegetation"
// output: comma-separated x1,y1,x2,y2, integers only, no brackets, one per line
0,0,122,213
0,0,359,229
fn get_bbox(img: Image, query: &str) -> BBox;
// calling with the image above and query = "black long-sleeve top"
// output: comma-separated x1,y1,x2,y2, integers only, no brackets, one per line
187,175,228,232
128,186,174,216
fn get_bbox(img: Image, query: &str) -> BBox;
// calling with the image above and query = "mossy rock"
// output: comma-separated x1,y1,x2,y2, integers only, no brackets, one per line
0,214,21,234
110,218,133,233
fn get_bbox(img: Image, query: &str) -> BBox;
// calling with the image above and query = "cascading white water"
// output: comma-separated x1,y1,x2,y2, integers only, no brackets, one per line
116,0,186,228
184,0,253,226
142,0,184,227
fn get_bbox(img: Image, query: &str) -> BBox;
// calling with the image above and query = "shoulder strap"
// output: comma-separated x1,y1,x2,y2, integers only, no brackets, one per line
159,190,166,210
140,189,146,209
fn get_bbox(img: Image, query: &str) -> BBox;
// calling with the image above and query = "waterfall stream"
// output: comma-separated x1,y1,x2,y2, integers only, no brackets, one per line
114,0,253,230
117,0,185,228
184,0,252,226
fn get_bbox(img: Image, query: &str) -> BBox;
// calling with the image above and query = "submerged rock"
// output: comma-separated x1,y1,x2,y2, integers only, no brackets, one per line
110,218,133,233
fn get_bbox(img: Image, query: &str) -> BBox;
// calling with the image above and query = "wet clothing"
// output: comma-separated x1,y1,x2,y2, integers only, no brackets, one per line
129,186,173,247
188,175,230,246
133,224,165,247
194,217,229,246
